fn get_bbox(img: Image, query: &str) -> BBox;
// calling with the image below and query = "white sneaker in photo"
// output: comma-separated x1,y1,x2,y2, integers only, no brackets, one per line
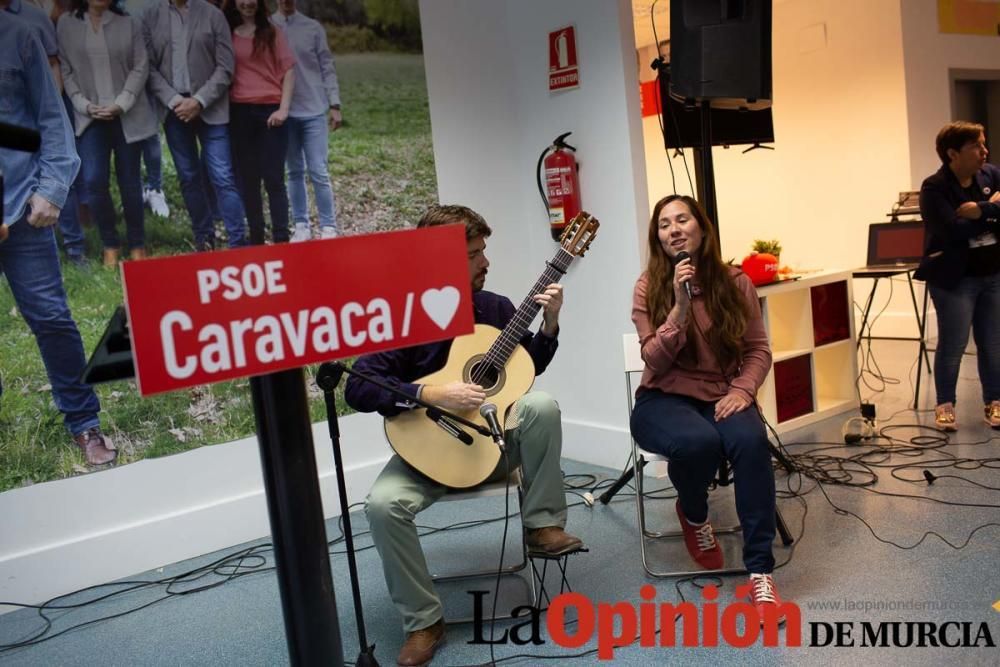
146,189,170,218
291,223,311,242
320,227,339,240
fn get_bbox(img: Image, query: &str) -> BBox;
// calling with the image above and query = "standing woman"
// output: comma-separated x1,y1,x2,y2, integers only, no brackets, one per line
225,0,295,245
629,195,788,616
58,0,155,265
915,121,1000,430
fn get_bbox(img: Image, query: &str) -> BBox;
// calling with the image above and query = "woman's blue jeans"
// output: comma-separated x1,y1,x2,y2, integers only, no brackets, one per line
928,273,1000,405
77,118,144,250
630,390,777,573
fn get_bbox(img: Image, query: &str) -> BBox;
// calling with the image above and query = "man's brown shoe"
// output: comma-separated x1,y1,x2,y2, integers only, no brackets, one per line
73,427,117,466
526,526,583,556
397,619,445,666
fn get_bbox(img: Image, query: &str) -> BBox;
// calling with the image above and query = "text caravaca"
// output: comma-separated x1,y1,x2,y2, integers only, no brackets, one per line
122,226,475,396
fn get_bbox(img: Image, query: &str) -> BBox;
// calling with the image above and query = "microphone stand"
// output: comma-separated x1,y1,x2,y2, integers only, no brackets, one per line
313,361,494,667
315,363,379,667
322,361,492,439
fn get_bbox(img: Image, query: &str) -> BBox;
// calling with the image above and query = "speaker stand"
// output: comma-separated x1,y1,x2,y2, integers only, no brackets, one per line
692,100,720,242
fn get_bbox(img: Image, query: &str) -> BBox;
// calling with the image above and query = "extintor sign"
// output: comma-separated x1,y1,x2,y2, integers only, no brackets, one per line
548,25,579,92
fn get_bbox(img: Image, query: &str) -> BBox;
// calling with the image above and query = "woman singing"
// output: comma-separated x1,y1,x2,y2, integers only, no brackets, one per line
629,194,785,616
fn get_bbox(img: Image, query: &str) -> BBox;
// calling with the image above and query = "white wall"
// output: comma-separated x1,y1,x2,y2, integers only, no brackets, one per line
419,0,648,468
902,0,1000,186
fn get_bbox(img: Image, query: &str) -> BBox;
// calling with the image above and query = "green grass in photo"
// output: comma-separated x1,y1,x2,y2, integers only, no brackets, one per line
0,53,438,492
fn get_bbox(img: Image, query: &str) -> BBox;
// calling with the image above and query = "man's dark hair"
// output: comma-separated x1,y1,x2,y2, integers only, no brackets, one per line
417,205,492,240
935,121,984,165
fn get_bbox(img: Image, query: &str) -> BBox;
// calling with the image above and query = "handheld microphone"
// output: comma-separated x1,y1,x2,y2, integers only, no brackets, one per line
675,250,693,300
426,407,474,446
479,403,505,450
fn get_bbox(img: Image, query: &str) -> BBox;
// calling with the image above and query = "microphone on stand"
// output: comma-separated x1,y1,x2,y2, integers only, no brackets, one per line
675,250,693,300
426,407,474,445
479,403,505,450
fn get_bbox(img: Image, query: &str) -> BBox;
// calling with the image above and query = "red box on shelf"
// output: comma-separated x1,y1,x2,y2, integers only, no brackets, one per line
811,280,851,346
774,354,813,423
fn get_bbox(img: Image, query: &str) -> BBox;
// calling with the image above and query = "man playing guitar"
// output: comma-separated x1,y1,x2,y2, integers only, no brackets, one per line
344,204,583,667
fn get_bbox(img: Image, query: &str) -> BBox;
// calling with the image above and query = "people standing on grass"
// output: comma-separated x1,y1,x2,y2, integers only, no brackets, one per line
273,0,342,242
142,0,248,251
59,0,156,266
224,0,296,245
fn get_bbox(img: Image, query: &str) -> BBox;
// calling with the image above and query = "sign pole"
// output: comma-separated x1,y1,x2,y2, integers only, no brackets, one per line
250,368,344,666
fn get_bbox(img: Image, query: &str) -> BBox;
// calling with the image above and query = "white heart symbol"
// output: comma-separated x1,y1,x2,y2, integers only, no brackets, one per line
421,286,460,330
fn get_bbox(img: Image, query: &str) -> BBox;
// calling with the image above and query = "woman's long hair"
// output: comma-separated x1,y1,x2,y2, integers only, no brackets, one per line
644,194,750,371
70,0,126,19
225,1,276,57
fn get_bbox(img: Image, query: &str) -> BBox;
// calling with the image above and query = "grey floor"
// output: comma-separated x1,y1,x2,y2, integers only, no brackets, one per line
1,341,999,666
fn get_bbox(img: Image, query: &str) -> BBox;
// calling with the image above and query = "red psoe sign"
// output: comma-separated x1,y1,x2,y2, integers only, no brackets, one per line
122,226,474,396
548,25,579,92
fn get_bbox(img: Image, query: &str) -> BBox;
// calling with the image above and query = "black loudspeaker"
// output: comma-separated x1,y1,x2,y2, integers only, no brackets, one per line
669,0,772,107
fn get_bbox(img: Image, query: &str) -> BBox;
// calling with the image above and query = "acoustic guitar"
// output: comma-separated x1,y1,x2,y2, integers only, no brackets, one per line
384,212,599,488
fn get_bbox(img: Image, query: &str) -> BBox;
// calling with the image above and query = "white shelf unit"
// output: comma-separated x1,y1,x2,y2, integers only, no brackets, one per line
756,270,858,434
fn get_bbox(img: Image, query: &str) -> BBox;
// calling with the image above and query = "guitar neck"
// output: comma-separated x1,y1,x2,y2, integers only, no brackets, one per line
485,247,576,367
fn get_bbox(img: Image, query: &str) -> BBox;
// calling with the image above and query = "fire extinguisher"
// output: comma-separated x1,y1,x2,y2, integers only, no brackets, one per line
537,132,581,241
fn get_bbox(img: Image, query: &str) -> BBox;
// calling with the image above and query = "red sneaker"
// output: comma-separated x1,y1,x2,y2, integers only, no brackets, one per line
746,573,785,625
675,500,723,570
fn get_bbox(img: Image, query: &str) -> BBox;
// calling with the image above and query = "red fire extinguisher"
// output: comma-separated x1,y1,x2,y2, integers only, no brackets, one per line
537,132,581,241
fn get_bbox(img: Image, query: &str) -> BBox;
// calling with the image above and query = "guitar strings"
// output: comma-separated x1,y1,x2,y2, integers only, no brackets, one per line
472,249,574,385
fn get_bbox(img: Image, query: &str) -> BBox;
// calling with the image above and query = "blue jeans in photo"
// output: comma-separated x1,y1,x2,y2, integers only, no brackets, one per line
230,103,290,244
630,390,777,573
287,114,338,232
202,151,221,223
57,94,85,259
77,118,145,250
163,113,247,249
0,218,101,435
57,180,86,260
928,272,1000,405
140,133,163,191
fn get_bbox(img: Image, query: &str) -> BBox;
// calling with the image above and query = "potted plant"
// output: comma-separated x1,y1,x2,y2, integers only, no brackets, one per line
752,239,782,261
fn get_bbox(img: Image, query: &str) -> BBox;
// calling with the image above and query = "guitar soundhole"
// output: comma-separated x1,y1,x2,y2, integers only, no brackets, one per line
465,355,505,396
